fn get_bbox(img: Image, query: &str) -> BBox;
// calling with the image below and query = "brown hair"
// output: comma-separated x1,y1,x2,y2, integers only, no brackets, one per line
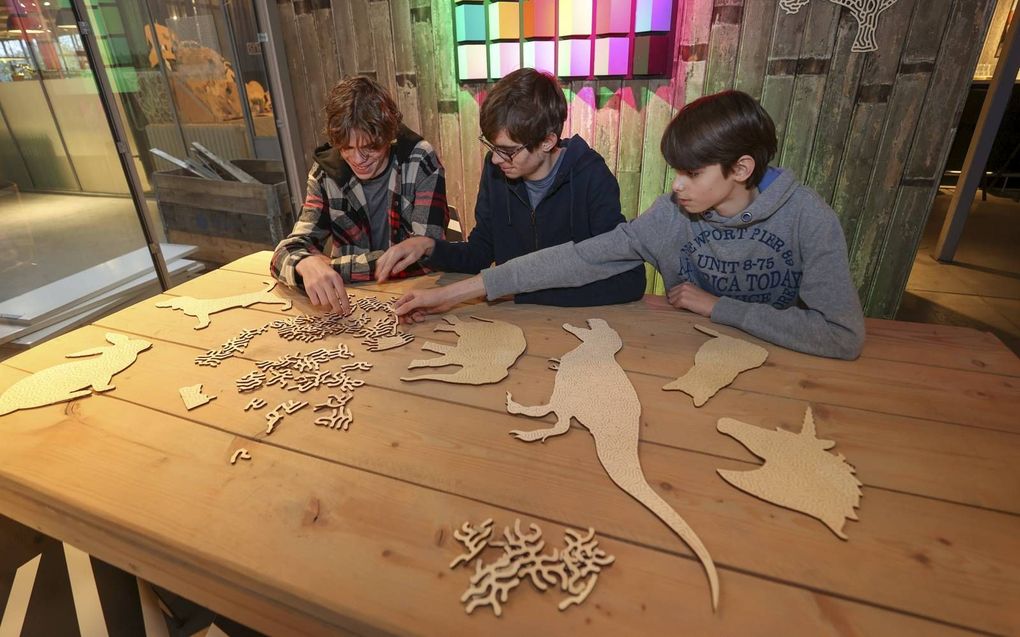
479,68,567,148
660,90,777,188
323,76,402,148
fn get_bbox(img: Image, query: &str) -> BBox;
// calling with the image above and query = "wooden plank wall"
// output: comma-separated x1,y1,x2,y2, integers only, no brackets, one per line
273,0,994,317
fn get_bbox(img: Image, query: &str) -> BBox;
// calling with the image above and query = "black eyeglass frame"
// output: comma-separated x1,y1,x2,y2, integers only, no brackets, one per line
478,135,528,162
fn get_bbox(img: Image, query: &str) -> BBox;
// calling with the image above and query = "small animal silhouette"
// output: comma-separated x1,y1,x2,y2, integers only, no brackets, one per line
156,280,293,329
401,315,526,385
663,324,768,406
717,406,862,539
506,319,720,610
0,333,152,416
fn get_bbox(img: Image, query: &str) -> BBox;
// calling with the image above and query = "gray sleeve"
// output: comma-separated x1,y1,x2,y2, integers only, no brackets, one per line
481,204,672,299
710,206,865,360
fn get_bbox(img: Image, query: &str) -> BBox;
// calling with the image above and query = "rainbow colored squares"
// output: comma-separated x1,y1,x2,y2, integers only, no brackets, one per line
453,0,675,81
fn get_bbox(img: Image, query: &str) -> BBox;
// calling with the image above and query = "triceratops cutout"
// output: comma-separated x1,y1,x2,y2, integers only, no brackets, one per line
401,315,526,385
156,280,293,329
0,333,152,416
505,319,720,610
717,406,862,539
663,324,768,407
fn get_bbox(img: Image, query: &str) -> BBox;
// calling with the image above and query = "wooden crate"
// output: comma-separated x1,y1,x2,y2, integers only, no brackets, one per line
152,159,293,265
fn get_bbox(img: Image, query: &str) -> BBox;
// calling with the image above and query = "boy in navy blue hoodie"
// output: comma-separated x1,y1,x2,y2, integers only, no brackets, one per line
375,68,645,306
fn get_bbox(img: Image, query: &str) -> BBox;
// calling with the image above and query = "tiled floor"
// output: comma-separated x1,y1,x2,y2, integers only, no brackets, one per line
897,187,1020,356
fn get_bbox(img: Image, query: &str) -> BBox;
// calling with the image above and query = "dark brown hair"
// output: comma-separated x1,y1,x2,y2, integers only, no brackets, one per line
480,68,567,148
323,76,402,148
660,90,777,188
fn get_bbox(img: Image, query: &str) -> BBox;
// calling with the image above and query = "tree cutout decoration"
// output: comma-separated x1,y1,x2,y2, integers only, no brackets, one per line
663,325,768,407
505,319,720,610
717,406,863,539
0,333,152,416
155,280,293,329
178,383,216,410
780,0,899,52
401,315,527,385
451,518,615,616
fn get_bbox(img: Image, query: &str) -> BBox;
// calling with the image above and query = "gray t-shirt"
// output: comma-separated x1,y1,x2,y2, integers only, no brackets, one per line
524,146,566,209
360,170,391,250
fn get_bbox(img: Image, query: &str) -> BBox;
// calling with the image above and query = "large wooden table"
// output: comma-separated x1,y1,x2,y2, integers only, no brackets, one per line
1,251,1018,636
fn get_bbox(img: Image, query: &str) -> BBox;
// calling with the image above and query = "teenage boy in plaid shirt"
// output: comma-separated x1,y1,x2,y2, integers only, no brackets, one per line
270,76,448,315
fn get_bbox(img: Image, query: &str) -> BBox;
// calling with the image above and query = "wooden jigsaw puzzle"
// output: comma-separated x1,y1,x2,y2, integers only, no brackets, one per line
156,280,292,329
663,325,768,407
717,406,863,539
402,315,526,385
0,333,151,416
505,319,720,609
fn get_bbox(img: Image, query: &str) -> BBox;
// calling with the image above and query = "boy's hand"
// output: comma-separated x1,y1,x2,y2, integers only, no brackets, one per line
376,236,436,282
393,275,486,323
667,282,718,318
295,254,351,314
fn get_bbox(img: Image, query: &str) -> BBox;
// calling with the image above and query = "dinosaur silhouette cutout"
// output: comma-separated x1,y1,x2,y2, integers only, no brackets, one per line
0,333,152,416
663,324,768,407
505,319,720,610
401,315,526,385
717,406,862,539
156,280,293,329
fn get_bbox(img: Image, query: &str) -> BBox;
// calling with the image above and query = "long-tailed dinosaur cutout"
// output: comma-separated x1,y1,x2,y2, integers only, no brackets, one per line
505,319,720,610
0,333,152,416
717,406,862,539
155,280,293,329
663,324,768,406
401,315,526,385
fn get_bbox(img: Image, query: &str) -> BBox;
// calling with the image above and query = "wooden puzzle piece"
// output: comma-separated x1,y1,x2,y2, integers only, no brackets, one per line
401,315,526,385
313,406,352,431
0,333,152,416
230,448,252,464
453,519,615,616
449,518,494,569
663,324,768,407
505,319,719,610
155,280,292,329
717,406,863,539
178,383,216,410
363,332,414,352
244,398,267,411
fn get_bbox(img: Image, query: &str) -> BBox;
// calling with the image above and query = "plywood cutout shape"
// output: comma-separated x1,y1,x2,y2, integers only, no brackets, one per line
717,406,862,539
0,333,152,417
179,383,216,410
401,315,526,385
663,324,768,407
505,319,719,610
780,0,899,52
155,280,292,329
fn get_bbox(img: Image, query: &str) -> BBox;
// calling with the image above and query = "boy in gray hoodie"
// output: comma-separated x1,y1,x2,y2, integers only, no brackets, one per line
393,91,865,360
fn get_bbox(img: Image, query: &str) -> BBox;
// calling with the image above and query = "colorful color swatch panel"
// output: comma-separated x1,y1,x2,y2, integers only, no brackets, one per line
453,0,676,81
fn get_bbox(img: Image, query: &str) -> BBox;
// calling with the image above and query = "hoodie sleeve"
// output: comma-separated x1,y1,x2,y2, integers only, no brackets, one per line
482,201,674,299
270,163,332,287
515,160,645,306
710,204,866,360
427,163,497,274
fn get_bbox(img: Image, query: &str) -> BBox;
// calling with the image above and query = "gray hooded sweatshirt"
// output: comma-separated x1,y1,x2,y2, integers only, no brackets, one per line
482,168,865,359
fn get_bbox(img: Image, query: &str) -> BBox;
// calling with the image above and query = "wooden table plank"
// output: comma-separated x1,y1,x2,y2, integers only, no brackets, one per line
0,365,977,637
6,324,1018,634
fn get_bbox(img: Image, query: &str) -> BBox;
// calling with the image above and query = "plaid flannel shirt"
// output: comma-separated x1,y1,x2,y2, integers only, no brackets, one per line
271,125,448,286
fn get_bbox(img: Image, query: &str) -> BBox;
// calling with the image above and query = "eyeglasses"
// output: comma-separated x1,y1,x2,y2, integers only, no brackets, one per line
478,135,526,163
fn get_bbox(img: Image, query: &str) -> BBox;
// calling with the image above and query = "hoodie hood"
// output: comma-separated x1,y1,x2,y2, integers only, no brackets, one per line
702,167,798,229
312,124,424,183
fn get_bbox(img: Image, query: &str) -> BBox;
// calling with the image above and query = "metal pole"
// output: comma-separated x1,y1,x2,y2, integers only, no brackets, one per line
934,12,1020,262
253,0,306,217
69,0,172,291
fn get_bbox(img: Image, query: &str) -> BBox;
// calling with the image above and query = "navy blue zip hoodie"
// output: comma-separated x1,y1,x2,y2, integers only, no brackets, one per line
427,135,645,306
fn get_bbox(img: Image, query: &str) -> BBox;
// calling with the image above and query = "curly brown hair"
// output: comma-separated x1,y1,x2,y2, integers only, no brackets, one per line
323,76,402,148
